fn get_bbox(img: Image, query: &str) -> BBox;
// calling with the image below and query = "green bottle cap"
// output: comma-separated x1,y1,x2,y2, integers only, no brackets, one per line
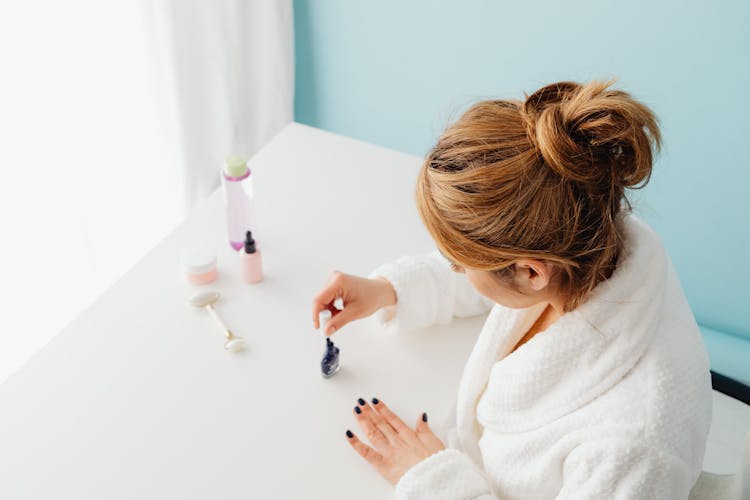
225,155,248,177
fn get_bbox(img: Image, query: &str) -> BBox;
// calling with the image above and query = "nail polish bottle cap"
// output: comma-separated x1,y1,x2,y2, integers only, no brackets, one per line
318,309,332,329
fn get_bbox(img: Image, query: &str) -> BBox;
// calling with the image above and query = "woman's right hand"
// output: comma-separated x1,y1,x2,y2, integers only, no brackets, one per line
312,271,397,336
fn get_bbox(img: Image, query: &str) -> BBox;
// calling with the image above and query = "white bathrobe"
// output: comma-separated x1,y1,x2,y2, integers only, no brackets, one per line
368,214,712,499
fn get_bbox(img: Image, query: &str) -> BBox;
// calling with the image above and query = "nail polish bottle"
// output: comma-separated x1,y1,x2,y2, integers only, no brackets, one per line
318,309,340,378
241,231,263,284
321,338,340,378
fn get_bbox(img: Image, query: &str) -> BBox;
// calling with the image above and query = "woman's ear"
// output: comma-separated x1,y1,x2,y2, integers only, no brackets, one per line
514,259,552,292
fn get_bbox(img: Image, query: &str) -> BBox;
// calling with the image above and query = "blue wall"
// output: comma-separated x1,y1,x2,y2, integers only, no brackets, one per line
294,0,750,378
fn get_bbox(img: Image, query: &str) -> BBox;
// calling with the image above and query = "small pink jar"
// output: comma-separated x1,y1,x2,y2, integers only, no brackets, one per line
181,246,218,285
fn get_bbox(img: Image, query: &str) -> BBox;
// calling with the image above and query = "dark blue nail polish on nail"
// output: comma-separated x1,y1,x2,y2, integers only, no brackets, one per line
346,429,354,438
372,397,379,404
357,398,365,406
422,412,428,422
354,406,362,414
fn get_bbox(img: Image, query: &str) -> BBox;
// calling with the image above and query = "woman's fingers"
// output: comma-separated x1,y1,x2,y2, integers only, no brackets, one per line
415,412,443,449
312,275,363,335
353,404,390,449
312,271,392,334
312,271,354,333
311,276,340,329
361,400,402,443
346,431,389,474
416,412,430,434
370,398,413,435
346,401,447,486
323,305,360,336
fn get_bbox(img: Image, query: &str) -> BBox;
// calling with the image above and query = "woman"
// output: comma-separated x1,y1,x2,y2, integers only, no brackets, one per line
311,80,712,499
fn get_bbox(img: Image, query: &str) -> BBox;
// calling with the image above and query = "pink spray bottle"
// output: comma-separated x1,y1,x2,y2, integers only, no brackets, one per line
221,155,257,251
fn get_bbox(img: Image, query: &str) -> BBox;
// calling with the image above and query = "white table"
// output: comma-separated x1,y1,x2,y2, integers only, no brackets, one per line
0,124,488,499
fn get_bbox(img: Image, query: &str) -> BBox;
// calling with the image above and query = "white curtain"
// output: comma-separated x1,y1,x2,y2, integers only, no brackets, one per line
143,0,295,210
0,1,181,383
0,1,293,383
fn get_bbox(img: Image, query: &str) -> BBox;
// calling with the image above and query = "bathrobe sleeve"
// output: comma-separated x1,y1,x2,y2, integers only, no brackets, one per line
367,250,494,334
395,438,693,500
555,439,694,499
395,448,497,500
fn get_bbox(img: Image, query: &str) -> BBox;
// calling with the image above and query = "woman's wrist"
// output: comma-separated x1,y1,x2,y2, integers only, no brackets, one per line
374,276,398,308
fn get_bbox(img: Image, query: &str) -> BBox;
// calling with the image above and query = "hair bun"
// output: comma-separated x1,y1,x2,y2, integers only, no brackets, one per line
521,80,661,190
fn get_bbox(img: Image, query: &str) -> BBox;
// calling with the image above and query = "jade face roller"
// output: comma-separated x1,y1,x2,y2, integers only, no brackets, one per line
189,291,246,352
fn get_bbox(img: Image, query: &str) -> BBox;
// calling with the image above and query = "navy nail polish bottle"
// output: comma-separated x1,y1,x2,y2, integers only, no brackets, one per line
321,337,340,378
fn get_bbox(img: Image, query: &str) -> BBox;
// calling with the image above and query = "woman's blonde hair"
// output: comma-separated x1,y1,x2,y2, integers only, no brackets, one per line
416,80,661,311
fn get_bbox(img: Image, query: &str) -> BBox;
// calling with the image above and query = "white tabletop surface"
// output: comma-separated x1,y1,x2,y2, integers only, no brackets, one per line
0,123,488,499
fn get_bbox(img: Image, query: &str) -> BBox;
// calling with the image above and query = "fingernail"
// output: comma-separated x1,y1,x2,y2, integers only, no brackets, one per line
371,397,379,405
357,398,366,406
354,406,362,414
422,412,428,422
346,429,354,438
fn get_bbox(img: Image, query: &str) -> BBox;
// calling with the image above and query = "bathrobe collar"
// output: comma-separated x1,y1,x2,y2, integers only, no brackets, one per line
455,214,668,467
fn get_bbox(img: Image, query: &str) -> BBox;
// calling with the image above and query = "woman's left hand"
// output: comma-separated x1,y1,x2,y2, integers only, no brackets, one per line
345,398,446,485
